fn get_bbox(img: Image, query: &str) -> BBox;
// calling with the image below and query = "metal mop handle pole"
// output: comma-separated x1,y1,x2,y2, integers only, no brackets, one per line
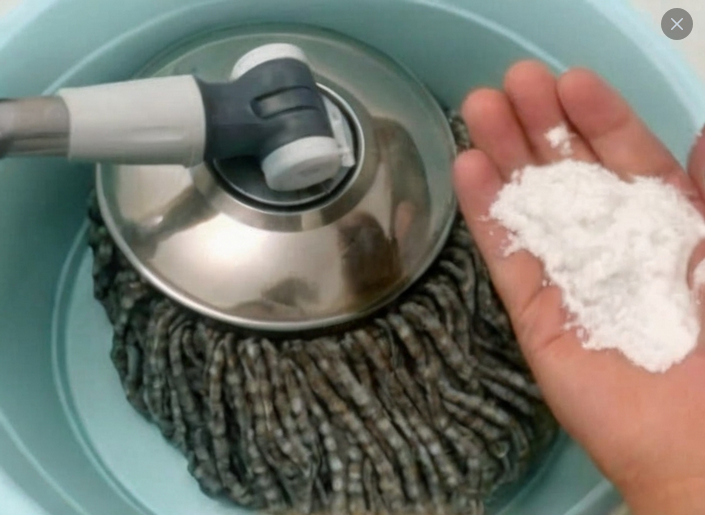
0,97,70,157
0,43,348,192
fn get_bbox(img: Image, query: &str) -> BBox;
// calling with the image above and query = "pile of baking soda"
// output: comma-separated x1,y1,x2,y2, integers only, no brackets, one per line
490,130,705,373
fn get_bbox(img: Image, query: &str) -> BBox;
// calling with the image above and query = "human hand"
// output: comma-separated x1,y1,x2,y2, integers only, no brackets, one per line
453,61,705,515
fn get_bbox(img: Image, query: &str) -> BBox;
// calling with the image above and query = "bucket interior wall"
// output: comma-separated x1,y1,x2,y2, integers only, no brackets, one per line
0,1,702,515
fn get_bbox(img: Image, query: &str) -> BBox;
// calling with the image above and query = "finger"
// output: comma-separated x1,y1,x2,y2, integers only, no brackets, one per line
453,149,554,342
694,248,705,346
681,239,705,359
461,88,536,179
557,68,683,181
688,239,705,285
687,126,705,207
504,60,596,163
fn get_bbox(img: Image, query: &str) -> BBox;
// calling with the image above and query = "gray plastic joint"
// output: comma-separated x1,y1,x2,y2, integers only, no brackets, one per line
197,58,334,161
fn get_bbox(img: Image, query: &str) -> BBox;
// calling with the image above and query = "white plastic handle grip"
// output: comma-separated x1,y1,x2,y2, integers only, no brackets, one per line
57,75,207,167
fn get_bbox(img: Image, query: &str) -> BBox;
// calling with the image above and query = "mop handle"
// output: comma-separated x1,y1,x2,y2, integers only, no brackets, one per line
0,96,70,157
0,44,348,192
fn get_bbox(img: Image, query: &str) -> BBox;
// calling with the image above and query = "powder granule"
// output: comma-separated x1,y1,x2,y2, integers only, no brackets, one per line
545,123,574,157
490,160,705,373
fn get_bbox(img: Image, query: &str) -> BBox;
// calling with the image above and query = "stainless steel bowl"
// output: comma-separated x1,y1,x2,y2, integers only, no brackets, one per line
98,25,458,331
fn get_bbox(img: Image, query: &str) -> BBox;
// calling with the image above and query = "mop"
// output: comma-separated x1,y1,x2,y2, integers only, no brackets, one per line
0,41,559,515
85,113,558,515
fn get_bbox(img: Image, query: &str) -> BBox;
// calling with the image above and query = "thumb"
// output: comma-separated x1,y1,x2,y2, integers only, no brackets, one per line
687,125,705,199
453,149,569,360
684,126,705,342
688,240,705,343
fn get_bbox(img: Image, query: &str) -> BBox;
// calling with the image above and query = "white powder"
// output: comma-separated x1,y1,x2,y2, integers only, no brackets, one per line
545,123,574,157
490,159,705,373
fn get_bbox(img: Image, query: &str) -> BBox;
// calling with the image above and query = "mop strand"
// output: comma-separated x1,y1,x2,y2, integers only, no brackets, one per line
86,115,558,515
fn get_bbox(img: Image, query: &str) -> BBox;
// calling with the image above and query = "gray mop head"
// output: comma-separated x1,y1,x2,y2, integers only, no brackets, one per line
86,115,558,515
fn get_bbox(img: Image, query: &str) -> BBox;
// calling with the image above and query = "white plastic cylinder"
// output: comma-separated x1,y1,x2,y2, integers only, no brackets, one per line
261,136,342,191
58,75,206,166
230,43,310,80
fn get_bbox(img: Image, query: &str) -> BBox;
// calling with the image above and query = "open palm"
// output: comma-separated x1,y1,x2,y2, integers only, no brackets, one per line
453,61,705,515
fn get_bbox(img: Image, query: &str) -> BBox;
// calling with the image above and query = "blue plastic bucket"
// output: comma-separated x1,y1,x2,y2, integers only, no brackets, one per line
0,1,702,514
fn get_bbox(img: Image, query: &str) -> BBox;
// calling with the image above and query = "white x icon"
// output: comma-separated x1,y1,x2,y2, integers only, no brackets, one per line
672,17,684,30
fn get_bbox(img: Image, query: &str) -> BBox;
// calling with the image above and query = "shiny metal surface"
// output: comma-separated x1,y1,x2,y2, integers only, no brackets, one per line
0,97,69,157
97,25,457,331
